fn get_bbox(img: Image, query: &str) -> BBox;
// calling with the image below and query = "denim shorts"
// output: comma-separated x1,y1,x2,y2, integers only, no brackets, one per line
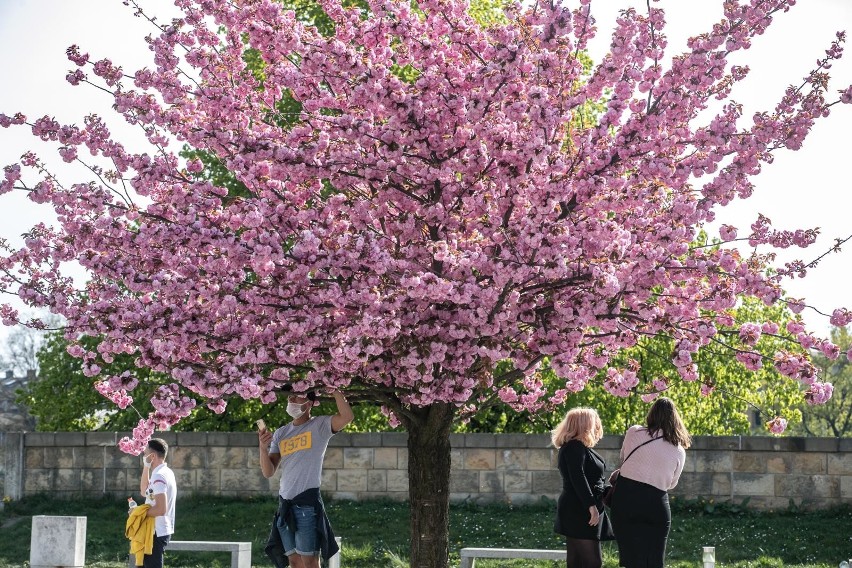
279,504,319,557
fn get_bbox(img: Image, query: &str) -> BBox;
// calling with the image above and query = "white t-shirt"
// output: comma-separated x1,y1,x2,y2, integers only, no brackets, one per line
146,463,177,536
269,415,335,499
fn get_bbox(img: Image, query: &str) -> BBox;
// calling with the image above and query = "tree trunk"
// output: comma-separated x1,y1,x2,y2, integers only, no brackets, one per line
407,402,454,568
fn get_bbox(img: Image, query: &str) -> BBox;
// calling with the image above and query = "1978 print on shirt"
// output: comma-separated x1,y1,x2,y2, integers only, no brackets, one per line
279,432,313,456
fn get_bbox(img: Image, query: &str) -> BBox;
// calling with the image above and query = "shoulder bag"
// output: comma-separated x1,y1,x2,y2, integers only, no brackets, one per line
602,435,660,508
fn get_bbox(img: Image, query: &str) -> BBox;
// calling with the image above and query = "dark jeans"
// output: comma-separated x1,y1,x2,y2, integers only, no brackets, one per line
142,534,171,568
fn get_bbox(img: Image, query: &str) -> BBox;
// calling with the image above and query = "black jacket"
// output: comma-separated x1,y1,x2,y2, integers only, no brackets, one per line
554,440,615,540
265,488,340,567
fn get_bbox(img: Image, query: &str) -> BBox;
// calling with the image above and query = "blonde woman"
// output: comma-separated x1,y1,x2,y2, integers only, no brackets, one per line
609,397,691,568
552,407,614,568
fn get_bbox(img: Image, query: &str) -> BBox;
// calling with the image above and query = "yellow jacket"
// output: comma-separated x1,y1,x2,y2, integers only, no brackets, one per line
125,504,154,566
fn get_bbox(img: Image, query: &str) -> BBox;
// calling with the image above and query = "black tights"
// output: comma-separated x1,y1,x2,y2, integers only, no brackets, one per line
566,537,602,568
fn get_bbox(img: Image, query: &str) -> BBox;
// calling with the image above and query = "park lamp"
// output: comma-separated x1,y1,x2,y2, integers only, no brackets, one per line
702,546,716,568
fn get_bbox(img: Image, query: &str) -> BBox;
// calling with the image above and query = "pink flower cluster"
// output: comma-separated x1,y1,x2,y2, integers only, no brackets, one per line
94,380,133,409
767,416,788,435
738,323,762,346
773,351,818,384
804,382,834,405
118,418,156,455
830,309,852,327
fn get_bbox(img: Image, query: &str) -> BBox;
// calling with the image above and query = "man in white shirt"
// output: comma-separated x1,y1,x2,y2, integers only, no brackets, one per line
139,438,177,568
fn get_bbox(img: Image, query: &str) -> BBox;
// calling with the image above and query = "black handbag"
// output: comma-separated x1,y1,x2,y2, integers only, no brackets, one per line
602,436,660,508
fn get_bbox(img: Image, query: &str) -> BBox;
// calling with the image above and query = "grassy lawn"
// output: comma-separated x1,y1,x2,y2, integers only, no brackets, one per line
2,494,849,567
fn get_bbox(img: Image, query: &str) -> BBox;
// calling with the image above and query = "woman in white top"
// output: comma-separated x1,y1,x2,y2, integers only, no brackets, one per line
609,397,690,568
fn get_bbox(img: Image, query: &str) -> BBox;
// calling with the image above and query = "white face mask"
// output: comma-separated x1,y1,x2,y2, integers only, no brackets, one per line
143,454,153,468
286,401,306,419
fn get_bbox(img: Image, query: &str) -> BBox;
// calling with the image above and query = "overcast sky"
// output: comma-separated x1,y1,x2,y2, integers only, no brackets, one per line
0,0,850,342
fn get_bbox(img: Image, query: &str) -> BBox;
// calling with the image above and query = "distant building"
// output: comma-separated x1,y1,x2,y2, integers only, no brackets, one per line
0,370,36,431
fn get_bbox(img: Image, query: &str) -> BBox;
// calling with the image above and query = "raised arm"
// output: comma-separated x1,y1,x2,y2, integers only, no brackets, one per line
331,390,354,433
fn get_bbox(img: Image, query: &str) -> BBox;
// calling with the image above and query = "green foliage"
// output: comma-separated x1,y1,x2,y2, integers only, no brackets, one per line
468,0,509,27
793,326,852,437
17,333,161,431
671,495,755,516
179,148,253,198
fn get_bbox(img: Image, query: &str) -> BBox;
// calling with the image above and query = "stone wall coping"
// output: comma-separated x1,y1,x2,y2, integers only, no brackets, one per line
13,432,850,452
85,432,117,446
24,433,56,446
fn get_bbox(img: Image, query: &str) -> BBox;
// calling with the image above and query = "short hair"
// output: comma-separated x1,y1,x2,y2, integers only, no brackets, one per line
282,386,318,402
551,407,604,448
147,438,169,459
299,390,318,407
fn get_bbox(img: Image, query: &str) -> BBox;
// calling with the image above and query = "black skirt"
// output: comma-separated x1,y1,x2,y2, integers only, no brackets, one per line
555,489,616,541
609,476,671,568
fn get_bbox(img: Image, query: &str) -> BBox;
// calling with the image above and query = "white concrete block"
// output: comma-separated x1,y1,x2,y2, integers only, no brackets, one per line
328,536,342,568
30,515,87,568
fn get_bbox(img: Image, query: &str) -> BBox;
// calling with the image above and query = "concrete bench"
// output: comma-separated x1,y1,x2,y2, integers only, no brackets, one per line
127,537,342,568
127,541,251,568
459,547,565,568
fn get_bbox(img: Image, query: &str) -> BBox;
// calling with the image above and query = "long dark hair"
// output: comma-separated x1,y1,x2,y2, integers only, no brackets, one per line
646,397,691,449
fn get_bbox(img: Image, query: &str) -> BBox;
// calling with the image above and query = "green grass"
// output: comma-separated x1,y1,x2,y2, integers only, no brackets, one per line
1,494,849,567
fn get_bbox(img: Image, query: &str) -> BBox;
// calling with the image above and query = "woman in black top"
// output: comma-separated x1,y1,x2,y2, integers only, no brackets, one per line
552,407,614,568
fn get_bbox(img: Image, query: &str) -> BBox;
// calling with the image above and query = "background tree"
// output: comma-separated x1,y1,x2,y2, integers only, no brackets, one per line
0,310,63,376
2,0,851,566
792,326,852,437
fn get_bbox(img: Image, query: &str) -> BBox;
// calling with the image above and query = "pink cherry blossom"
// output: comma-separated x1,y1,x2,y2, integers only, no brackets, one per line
786,299,806,314
829,308,852,327
818,340,840,360
719,224,738,241
735,351,763,371
761,321,780,335
786,321,806,335
804,381,833,405
767,416,788,435
738,323,762,346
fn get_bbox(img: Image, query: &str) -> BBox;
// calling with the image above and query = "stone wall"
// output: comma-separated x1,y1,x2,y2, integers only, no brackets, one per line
2,431,851,510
